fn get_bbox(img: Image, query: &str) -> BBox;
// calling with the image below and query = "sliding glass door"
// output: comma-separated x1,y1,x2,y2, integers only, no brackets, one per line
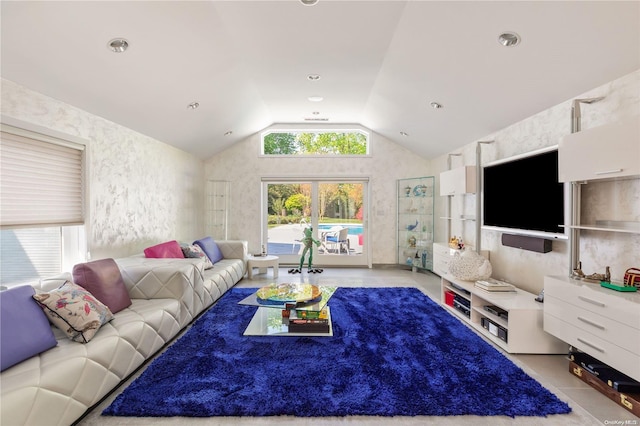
263,179,368,267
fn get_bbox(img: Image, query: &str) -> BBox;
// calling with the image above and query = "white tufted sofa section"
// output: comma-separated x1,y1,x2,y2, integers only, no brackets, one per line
0,240,247,426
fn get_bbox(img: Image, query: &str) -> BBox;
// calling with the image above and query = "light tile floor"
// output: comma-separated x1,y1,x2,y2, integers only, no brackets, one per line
78,267,638,426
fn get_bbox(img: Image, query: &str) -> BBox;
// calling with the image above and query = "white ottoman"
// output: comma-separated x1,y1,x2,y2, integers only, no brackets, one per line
247,255,279,279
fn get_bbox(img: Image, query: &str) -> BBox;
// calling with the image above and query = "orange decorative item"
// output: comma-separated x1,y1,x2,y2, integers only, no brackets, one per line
623,268,640,288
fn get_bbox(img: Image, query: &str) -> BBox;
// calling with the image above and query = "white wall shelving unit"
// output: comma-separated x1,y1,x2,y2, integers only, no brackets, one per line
441,274,567,354
545,115,640,379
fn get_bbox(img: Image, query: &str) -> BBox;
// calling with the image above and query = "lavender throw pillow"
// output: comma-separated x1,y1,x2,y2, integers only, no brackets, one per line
1,285,57,371
193,237,223,264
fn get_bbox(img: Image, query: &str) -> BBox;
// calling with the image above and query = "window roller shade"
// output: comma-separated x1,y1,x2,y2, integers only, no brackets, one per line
1,130,84,228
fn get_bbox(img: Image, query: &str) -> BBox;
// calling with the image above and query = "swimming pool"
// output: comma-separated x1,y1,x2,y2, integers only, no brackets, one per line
318,224,363,235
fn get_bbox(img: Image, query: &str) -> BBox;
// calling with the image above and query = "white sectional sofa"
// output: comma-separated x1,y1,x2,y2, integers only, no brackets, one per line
0,240,247,426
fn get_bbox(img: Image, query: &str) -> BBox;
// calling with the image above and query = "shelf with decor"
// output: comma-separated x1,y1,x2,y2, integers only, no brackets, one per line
441,273,567,354
438,163,480,255
397,177,435,271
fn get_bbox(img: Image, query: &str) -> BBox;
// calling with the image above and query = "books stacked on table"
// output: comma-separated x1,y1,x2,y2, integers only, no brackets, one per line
282,306,330,333
475,278,516,292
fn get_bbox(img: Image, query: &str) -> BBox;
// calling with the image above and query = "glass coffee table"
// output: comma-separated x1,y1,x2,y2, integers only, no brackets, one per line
239,283,337,337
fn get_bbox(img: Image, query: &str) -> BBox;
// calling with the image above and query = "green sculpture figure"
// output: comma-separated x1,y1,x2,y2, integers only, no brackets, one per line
289,226,323,274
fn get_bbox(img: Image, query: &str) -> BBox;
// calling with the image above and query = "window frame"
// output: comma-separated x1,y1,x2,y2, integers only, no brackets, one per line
260,128,371,157
0,117,89,286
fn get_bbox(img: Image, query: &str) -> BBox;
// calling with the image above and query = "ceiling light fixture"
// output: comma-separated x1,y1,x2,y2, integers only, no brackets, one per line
400,131,409,137
307,74,321,81
430,102,443,109
187,102,200,110
498,32,521,47
308,96,324,102
300,0,319,6
107,38,129,53
224,131,233,136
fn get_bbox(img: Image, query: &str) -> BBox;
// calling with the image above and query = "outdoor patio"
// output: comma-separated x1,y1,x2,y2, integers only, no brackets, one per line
267,223,363,255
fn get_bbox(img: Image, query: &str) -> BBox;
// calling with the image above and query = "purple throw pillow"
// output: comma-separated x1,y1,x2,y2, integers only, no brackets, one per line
72,258,132,314
193,237,223,264
1,285,57,371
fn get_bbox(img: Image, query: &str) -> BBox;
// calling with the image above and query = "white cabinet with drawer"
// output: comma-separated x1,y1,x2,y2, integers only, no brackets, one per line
432,242,489,277
432,243,461,276
544,275,640,381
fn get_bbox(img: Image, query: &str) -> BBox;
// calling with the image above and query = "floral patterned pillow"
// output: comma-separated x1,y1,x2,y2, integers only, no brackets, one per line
181,244,214,269
33,281,114,343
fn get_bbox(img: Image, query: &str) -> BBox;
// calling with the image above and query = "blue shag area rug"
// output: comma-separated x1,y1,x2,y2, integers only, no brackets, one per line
103,287,571,418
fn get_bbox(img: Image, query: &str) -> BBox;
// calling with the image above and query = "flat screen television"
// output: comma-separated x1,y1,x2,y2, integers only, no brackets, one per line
482,146,569,240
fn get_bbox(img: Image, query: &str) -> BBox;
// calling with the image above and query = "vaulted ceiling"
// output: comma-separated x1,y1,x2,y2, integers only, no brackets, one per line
2,1,638,159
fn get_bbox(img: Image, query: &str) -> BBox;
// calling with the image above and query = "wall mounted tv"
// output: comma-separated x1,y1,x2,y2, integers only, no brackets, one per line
482,146,569,240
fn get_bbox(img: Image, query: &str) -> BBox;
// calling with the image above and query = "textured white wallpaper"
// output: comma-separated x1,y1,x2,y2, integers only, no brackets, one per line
431,69,640,293
3,67,637,290
1,79,205,259
204,124,430,265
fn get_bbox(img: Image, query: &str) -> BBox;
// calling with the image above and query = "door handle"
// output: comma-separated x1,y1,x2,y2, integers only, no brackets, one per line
595,169,623,175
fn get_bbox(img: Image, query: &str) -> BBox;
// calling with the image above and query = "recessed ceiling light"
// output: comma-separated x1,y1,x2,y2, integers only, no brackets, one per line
107,38,129,53
224,131,233,136
187,102,199,110
308,96,324,102
430,102,443,109
307,74,321,81
498,32,521,47
300,0,319,6
400,131,409,137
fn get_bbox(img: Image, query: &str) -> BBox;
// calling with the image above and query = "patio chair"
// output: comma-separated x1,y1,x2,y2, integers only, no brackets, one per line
322,227,350,254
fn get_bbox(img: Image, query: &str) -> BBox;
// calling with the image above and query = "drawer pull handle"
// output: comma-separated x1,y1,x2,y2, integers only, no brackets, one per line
578,296,605,307
620,394,634,410
577,316,605,330
595,169,623,175
577,337,605,353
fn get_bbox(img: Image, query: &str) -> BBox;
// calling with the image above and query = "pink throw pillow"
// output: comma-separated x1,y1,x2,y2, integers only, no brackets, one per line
144,240,185,259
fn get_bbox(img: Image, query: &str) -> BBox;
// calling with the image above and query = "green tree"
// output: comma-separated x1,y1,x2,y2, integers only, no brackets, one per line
267,184,297,213
285,193,309,216
271,197,286,223
297,132,367,155
263,132,297,154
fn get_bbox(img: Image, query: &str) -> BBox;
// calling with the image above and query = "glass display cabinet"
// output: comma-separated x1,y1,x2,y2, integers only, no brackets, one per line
397,176,435,271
